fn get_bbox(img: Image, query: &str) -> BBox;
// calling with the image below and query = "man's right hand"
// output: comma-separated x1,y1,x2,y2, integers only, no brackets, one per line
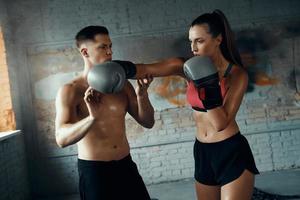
84,86,103,119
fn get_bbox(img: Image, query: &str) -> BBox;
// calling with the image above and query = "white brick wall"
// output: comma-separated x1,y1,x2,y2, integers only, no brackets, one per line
131,140,194,184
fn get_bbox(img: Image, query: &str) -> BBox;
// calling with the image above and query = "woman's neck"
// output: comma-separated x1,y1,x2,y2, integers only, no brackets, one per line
211,52,229,72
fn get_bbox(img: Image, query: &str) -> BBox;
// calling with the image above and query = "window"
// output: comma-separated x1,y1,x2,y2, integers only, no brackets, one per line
0,27,16,131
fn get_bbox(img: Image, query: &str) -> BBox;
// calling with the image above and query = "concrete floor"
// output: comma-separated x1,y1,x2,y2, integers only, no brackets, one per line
255,168,300,196
38,168,300,200
148,168,300,200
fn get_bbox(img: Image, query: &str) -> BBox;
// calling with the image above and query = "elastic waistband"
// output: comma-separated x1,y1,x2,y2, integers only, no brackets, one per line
78,154,132,168
195,131,241,145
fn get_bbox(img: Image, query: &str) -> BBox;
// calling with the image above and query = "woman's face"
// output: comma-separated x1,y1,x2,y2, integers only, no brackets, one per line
189,24,221,57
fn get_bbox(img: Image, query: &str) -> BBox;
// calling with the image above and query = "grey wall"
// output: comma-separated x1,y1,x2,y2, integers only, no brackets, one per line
0,1,31,199
1,0,300,198
0,133,30,200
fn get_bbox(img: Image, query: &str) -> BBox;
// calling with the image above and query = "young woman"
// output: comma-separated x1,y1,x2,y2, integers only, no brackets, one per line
135,9,259,200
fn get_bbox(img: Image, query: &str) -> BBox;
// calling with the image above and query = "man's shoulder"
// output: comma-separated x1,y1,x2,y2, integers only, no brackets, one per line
57,77,86,101
124,80,134,87
60,81,78,94
123,80,135,92
64,76,87,90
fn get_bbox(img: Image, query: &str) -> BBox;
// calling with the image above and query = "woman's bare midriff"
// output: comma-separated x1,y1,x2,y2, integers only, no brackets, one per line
193,111,240,143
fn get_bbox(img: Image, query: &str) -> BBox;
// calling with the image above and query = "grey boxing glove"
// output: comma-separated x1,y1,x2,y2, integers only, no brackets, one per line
183,56,222,110
87,61,126,93
112,60,136,79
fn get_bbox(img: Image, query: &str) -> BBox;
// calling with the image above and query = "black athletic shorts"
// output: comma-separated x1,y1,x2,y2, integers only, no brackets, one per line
194,132,259,186
78,154,151,200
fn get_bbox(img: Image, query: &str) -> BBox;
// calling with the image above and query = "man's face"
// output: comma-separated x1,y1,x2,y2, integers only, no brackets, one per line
82,34,113,64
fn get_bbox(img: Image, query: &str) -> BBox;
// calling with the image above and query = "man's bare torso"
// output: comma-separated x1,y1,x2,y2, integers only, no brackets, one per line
70,77,131,161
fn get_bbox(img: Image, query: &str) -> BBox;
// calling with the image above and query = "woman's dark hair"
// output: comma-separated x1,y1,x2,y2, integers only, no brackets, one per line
75,25,109,48
191,9,243,67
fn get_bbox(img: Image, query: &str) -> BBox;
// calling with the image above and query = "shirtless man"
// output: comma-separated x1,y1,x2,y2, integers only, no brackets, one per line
55,25,183,200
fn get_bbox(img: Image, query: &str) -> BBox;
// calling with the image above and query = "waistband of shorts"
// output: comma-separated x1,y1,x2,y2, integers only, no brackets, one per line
78,154,132,168
195,131,241,145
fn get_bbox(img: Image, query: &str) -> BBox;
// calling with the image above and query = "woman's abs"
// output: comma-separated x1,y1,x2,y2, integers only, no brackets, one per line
194,113,240,143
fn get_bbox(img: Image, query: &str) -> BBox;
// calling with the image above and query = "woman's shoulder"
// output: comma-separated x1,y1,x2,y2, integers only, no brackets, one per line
227,64,248,87
231,65,248,79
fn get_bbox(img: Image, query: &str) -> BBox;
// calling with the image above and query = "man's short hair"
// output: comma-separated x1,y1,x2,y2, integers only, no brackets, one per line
75,26,109,48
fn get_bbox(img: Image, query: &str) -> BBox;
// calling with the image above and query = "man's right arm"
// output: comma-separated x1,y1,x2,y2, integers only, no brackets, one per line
55,84,95,148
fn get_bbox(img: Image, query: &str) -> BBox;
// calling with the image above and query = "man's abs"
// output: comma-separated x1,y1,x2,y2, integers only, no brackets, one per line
77,125,130,161
75,85,130,161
